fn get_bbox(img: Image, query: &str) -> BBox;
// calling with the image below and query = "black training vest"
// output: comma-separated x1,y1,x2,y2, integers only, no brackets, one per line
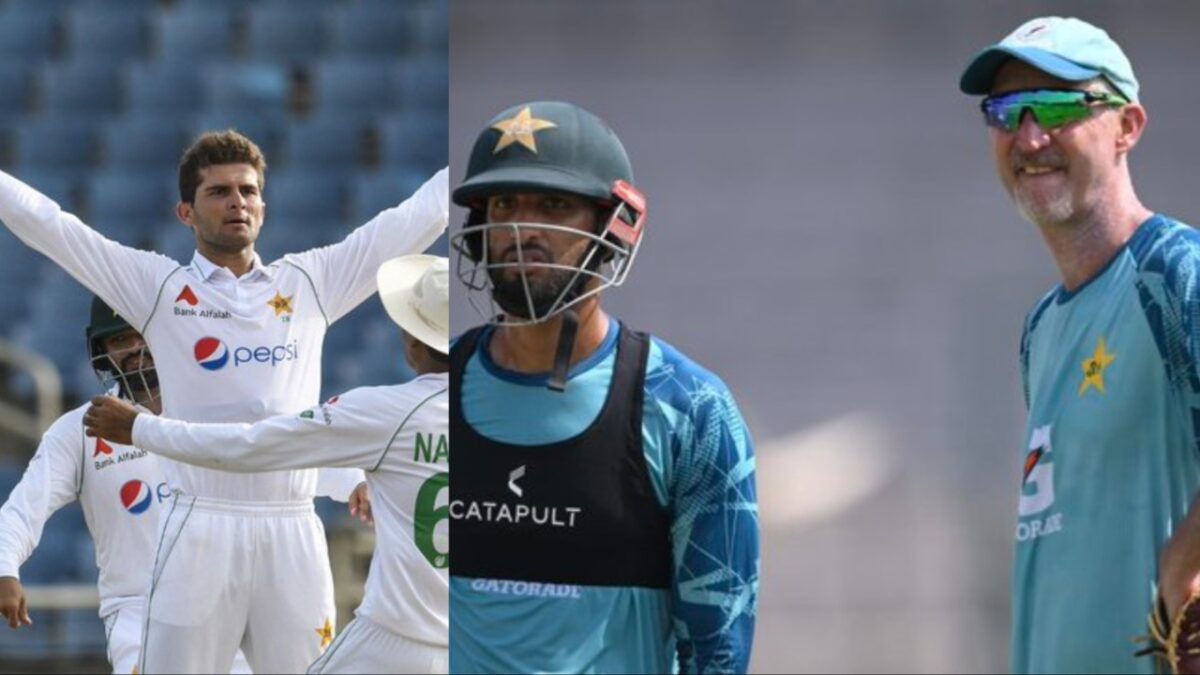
450,323,672,588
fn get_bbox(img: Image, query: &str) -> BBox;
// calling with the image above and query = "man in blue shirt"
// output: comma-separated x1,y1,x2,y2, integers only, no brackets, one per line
960,16,1200,674
448,101,760,673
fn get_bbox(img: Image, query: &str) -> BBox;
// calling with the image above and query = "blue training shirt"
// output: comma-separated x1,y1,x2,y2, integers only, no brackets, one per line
1013,214,1200,673
450,320,760,673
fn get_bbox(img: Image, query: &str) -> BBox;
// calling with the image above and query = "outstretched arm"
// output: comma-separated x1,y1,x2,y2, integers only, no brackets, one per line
85,391,391,473
0,170,175,328
289,167,448,325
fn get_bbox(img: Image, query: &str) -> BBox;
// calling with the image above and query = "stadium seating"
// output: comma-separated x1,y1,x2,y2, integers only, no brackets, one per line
202,62,293,118
282,113,369,169
0,63,31,126
63,4,148,61
12,115,102,177
262,168,348,225
154,4,237,61
414,0,449,52
378,111,448,170
84,168,174,245
39,61,123,116
0,6,57,66
125,60,206,116
246,2,326,63
100,115,188,172
327,0,415,58
311,58,400,116
349,168,430,224
398,56,449,112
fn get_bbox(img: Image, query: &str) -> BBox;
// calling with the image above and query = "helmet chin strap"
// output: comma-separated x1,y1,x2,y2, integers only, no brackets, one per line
547,308,579,392
546,238,607,392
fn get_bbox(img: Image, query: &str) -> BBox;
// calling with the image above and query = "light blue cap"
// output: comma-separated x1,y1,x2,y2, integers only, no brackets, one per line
959,17,1139,102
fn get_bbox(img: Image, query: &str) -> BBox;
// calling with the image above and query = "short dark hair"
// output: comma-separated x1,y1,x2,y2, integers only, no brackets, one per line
178,130,267,203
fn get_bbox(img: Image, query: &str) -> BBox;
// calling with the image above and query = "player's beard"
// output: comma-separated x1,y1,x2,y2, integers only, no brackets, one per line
1014,183,1075,226
118,352,160,404
1010,149,1075,226
488,263,580,320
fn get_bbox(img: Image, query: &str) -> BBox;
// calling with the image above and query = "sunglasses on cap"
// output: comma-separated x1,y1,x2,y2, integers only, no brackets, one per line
980,89,1128,132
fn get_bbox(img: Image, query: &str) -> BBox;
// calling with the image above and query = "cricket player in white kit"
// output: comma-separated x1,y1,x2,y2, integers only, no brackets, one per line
0,297,252,674
0,131,448,673
85,255,450,674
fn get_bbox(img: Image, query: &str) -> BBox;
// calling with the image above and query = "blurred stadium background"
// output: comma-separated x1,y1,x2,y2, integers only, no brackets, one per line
0,0,445,671
450,1,1200,672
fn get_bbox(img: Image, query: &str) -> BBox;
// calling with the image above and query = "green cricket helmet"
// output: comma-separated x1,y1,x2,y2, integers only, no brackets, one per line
86,296,158,401
451,101,647,325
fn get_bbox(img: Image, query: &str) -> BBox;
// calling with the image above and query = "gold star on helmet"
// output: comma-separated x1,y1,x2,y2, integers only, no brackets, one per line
267,291,294,317
491,106,557,154
315,617,334,650
1078,336,1117,396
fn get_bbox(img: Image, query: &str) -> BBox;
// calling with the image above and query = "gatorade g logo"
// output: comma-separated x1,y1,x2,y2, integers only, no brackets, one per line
1019,425,1054,517
194,337,299,371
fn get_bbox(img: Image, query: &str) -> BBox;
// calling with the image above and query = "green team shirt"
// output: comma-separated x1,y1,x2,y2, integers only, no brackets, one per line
1013,215,1200,673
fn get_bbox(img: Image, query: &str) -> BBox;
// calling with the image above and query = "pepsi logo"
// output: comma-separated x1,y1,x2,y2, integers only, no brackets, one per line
194,337,230,371
120,480,153,515
193,337,299,371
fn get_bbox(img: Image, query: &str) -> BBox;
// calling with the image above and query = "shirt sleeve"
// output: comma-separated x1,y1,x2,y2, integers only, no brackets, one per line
0,415,84,580
287,167,448,324
670,383,760,674
0,169,177,328
315,468,366,503
132,387,392,473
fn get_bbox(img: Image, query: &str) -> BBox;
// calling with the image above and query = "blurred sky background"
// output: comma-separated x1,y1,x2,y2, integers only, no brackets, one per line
449,2,1200,672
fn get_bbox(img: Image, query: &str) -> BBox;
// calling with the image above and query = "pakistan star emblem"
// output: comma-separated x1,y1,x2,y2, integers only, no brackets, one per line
491,106,557,154
315,617,334,650
267,291,294,317
1078,336,1117,396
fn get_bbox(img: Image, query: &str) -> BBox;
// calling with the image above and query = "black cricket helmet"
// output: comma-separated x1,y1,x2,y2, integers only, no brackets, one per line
451,101,647,324
86,296,158,402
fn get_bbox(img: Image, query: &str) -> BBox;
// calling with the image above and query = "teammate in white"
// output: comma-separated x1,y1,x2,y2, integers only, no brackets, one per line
0,297,252,674
85,255,450,674
0,131,447,673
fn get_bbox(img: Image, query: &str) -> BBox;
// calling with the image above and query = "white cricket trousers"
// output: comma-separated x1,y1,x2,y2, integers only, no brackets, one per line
306,615,448,674
104,604,252,674
138,496,336,674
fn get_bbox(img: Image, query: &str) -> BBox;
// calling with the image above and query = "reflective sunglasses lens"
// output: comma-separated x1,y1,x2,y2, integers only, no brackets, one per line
981,91,1095,131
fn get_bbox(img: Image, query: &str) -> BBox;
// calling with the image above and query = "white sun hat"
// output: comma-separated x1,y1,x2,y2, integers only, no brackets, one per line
377,255,449,354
